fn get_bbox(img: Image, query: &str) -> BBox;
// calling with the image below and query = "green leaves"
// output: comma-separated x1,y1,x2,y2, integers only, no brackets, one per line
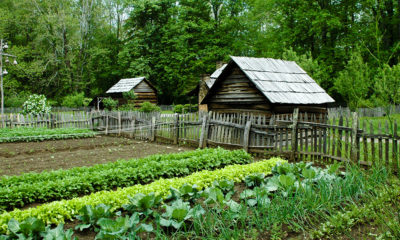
123,193,162,216
75,204,113,231
160,200,205,230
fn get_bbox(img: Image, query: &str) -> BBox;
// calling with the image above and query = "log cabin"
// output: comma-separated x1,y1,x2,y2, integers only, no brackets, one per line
201,56,334,117
106,77,158,107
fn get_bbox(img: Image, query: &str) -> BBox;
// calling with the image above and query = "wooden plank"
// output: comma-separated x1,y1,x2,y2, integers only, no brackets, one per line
393,120,398,173
174,113,179,144
291,108,299,160
385,121,389,168
363,121,368,163
370,121,375,165
337,116,343,158
350,112,359,162
243,120,252,152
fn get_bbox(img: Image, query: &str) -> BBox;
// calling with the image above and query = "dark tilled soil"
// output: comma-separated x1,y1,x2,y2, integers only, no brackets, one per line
0,136,194,176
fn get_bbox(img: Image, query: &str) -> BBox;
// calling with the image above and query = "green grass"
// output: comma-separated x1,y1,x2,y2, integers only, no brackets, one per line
0,127,96,143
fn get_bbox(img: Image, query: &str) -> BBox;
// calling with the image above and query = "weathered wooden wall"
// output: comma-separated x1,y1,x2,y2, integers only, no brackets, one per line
133,81,157,105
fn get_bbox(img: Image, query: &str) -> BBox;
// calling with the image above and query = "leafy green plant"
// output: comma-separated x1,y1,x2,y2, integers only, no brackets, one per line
123,193,162,217
166,184,200,204
160,200,205,230
96,213,152,240
21,94,51,115
139,102,160,112
244,173,266,188
102,97,118,111
41,224,76,240
7,218,45,240
75,204,113,231
122,90,136,101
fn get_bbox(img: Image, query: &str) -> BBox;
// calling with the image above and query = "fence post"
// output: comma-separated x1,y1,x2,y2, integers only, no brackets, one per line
118,112,122,136
105,115,109,135
50,113,56,129
199,114,209,148
291,108,299,161
243,120,252,152
350,112,359,162
151,116,156,142
174,113,179,144
130,116,135,138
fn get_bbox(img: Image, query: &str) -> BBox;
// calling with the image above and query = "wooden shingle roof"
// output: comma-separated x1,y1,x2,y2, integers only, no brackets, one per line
106,77,146,93
205,64,227,88
204,56,335,104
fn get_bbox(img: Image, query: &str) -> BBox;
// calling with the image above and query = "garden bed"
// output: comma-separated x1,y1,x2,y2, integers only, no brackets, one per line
0,136,194,176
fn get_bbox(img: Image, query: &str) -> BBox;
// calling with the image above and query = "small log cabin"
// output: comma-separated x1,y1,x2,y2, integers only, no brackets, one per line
201,56,335,117
106,77,158,107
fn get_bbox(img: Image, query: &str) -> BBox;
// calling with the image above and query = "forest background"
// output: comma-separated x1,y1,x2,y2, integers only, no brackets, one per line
0,0,399,109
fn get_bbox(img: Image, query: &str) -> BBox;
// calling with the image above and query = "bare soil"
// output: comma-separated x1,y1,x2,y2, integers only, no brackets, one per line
0,136,194,176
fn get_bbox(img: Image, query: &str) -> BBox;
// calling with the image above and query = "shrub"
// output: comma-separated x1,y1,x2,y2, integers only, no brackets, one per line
102,97,118,111
21,94,51,115
174,104,198,113
118,103,136,111
122,90,136,101
4,94,29,108
61,92,91,108
139,102,160,112
173,104,184,113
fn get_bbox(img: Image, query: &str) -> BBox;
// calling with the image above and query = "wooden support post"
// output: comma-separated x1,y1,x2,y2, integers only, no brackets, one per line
243,120,252,152
199,114,209,148
393,120,398,173
50,113,56,129
130,117,135,138
105,115,109,135
350,112,359,162
291,108,299,161
151,116,156,142
174,113,179,144
118,112,122,136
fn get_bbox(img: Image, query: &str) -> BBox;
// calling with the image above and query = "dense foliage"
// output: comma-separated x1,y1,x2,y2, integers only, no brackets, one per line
1,0,399,107
0,148,252,211
0,127,96,143
0,158,284,233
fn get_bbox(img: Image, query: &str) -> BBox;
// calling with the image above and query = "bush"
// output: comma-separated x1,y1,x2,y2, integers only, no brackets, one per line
103,97,118,111
4,93,30,108
139,102,160,112
21,94,51,115
173,104,184,113
62,92,91,108
122,90,136,101
118,103,137,111
173,104,198,113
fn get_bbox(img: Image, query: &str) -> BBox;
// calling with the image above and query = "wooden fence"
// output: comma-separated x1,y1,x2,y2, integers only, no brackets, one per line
328,105,400,118
1,112,94,129
93,109,399,173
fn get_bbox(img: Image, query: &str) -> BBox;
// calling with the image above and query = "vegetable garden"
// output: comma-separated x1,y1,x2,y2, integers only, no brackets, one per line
0,143,399,239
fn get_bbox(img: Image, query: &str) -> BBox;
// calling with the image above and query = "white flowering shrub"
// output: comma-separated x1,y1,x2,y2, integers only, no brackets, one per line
22,94,52,115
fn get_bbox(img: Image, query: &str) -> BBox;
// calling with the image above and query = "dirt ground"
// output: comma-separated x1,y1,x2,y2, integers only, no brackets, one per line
0,136,194,176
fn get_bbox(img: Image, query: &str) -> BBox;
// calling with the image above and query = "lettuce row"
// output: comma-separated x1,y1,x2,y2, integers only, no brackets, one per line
0,148,252,210
0,158,286,233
